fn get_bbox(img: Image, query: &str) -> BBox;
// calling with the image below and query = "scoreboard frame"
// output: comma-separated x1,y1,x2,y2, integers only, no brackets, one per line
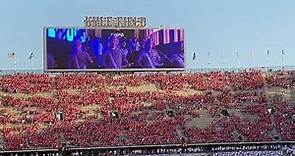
43,26,186,72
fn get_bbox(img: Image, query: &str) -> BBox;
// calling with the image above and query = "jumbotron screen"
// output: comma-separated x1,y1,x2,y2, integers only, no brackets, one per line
44,28,184,71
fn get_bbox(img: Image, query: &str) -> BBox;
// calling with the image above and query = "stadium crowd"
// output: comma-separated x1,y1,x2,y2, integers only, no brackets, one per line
0,70,294,151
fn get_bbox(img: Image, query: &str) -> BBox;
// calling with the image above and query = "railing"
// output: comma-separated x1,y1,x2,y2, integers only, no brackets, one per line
185,65,295,73
0,141,294,155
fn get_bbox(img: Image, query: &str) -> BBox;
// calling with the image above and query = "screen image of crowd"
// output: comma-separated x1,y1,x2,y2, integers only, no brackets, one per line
0,69,294,155
46,28,185,70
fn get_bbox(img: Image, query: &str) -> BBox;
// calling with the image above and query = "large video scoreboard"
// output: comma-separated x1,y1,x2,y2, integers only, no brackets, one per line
44,27,184,72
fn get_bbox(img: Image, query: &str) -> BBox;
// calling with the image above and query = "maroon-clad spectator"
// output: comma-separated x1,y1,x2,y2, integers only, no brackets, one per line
0,70,294,150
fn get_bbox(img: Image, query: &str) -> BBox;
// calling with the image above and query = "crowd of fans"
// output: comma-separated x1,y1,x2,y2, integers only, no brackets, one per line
0,70,294,150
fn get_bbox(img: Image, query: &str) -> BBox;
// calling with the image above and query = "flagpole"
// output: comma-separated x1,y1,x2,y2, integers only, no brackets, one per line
192,51,197,69
14,56,17,73
266,50,270,67
207,51,211,68
221,49,225,69
30,58,34,70
251,49,254,68
282,50,285,71
236,50,240,68
30,52,34,71
195,51,197,69
8,52,16,72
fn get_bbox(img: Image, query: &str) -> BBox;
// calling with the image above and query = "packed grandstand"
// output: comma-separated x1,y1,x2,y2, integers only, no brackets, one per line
0,69,294,155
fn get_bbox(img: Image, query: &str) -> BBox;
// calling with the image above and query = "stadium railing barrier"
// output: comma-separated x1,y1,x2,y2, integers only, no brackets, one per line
0,141,294,155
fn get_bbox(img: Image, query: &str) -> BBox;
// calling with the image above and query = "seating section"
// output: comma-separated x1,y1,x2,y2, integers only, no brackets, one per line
0,71,294,150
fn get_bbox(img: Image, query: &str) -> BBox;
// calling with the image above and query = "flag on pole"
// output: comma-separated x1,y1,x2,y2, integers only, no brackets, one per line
282,50,285,55
193,52,196,60
8,52,17,71
267,50,270,56
29,52,34,60
8,52,15,60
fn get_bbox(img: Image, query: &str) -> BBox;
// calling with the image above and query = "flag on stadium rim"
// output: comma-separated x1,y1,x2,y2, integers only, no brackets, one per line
193,52,196,60
8,52,16,60
29,52,34,60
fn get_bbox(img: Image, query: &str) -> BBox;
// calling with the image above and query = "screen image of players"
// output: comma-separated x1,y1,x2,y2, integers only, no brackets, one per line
46,28,184,70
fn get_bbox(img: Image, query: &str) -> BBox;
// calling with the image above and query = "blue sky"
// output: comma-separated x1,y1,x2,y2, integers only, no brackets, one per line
0,0,294,70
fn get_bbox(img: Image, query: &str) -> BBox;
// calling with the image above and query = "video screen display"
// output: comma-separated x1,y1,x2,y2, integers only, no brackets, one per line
45,28,184,71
